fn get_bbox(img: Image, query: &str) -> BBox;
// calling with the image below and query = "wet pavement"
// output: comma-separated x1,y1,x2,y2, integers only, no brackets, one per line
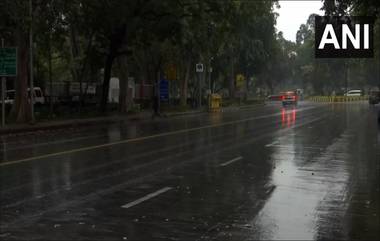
0,101,379,240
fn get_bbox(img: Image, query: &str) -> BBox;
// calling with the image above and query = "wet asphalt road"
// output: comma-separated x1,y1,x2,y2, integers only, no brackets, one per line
0,101,379,240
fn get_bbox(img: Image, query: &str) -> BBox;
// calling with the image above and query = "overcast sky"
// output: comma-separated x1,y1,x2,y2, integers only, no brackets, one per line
275,0,324,42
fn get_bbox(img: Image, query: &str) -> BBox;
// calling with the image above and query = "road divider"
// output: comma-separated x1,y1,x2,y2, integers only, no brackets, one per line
307,96,368,102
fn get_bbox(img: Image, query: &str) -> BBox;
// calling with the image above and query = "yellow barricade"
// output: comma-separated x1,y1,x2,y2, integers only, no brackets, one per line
307,95,368,102
209,94,222,112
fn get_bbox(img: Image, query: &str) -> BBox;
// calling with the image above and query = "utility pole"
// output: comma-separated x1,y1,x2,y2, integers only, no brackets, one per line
208,66,212,94
208,57,213,94
157,70,161,113
378,49,380,89
1,38,5,127
198,71,202,108
345,60,348,94
29,0,35,123
195,63,204,109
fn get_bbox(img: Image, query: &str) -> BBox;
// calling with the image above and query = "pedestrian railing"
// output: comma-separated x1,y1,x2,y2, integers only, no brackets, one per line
307,96,369,102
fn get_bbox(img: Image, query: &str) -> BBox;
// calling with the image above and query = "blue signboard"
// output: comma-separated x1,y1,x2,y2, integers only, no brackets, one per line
159,79,169,101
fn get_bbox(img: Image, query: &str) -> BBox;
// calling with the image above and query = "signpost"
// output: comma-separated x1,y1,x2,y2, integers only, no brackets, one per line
208,66,213,94
236,74,245,90
0,40,17,127
196,63,203,108
196,63,204,73
159,79,169,101
0,47,17,76
165,64,177,81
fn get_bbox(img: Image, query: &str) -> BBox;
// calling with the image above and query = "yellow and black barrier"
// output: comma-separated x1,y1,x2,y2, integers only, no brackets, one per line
307,96,369,102
209,94,222,112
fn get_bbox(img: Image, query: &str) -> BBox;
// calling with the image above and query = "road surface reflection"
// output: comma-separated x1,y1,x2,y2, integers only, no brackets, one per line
281,107,297,127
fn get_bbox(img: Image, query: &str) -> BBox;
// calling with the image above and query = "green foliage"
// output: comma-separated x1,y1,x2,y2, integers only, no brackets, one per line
2,0,296,120
282,1,380,95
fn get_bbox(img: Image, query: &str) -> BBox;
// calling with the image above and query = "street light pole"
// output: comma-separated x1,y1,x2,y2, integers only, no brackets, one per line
208,57,213,94
208,66,212,94
198,71,202,108
29,0,35,123
345,60,348,94
1,38,6,127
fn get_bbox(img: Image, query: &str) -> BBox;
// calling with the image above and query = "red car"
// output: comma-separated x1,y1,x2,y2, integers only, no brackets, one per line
281,91,298,106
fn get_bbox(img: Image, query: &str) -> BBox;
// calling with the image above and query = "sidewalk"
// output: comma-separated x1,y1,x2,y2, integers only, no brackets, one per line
0,104,263,135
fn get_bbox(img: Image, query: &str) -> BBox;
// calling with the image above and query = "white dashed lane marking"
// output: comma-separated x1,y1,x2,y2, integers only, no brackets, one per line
220,156,243,167
121,187,173,209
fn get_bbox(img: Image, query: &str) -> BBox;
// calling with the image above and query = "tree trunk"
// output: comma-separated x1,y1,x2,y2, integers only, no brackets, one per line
69,25,79,83
180,58,191,107
78,32,95,109
100,54,114,112
69,25,82,112
48,32,53,116
117,55,129,113
100,25,127,113
229,57,235,99
11,29,31,123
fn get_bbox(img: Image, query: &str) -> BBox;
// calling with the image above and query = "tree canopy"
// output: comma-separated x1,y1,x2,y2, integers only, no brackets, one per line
1,0,379,123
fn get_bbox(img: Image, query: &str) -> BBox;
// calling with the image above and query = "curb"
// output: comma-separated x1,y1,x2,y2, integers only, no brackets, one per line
0,103,265,135
0,117,122,135
166,110,205,117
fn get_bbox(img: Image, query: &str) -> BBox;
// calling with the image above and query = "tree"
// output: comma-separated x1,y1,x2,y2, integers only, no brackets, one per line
323,0,380,89
0,0,33,123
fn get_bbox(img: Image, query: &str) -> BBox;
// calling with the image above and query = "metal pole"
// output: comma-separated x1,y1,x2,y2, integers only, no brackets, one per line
1,77,5,127
29,0,35,123
347,64,350,93
208,67,211,94
379,45,380,90
157,70,160,114
198,72,202,108
1,38,5,127
345,60,348,94
208,66,212,111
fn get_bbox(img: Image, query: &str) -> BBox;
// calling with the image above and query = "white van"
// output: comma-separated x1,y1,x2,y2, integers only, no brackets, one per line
4,90,15,105
344,89,362,97
29,87,45,104
109,77,120,103
0,87,45,105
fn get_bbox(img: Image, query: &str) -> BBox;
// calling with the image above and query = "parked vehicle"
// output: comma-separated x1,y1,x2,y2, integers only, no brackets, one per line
29,87,45,105
344,89,363,97
4,90,15,105
0,87,45,105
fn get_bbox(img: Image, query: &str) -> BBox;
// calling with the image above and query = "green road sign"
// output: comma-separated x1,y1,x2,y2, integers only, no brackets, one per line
0,48,17,77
